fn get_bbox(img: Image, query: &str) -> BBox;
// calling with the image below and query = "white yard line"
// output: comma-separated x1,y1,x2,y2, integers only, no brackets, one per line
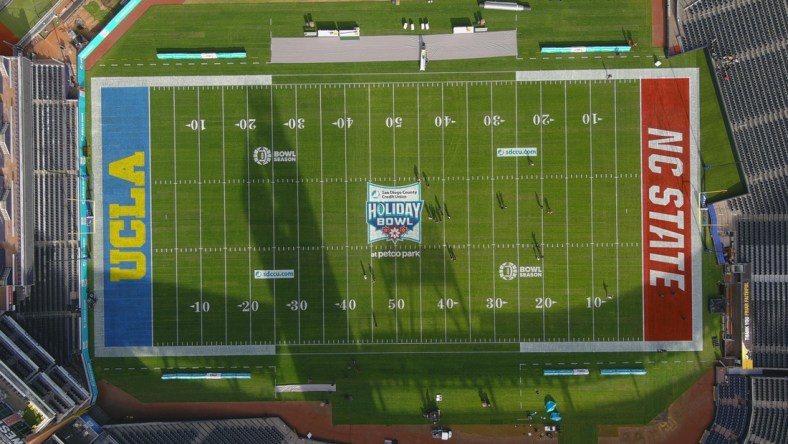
417,84,423,342
515,81,521,342
197,88,204,344
343,85,350,342
270,86,278,342
172,89,180,345
639,79,645,341
441,83,448,341
320,85,326,343
392,84,399,342
588,82,596,340
246,87,253,342
465,83,472,340
564,82,570,340
221,87,228,343
489,82,497,340
368,85,375,342
614,81,621,340
539,83,546,340
295,87,303,343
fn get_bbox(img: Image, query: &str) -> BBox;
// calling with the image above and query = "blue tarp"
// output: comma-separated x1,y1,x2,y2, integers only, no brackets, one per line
706,200,726,264
545,400,557,412
550,412,562,422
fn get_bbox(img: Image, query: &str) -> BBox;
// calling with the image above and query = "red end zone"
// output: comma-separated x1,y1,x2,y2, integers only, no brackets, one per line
641,78,692,341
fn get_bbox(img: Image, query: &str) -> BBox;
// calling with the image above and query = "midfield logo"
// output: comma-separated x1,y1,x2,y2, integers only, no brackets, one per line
367,183,423,245
499,262,543,280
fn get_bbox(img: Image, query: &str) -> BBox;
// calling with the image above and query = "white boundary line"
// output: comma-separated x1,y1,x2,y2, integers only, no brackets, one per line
221,86,228,343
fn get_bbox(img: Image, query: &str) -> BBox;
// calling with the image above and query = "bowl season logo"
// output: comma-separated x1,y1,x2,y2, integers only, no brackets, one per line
367,183,423,245
499,262,543,280
253,146,297,165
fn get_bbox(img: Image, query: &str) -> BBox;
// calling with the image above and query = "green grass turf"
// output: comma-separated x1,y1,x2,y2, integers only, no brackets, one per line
0,0,58,37
87,0,736,440
141,78,643,347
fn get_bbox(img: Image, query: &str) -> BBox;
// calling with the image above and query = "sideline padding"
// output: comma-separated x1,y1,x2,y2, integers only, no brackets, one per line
641,78,693,342
271,31,517,63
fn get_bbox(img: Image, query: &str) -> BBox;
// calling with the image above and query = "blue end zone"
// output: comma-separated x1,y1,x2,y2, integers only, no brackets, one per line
101,87,152,347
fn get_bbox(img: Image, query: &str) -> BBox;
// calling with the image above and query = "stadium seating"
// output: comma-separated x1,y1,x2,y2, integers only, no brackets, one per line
103,418,296,444
745,377,788,443
701,375,750,444
678,0,788,214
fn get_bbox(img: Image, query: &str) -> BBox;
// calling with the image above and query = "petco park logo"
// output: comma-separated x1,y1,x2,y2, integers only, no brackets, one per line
498,262,543,280
253,147,297,165
367,183,423,245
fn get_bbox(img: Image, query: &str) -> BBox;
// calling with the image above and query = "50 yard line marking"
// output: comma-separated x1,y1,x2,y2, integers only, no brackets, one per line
392,84,400,342
368,85,375,342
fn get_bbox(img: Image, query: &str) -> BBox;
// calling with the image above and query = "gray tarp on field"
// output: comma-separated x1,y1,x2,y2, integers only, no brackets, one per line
271,31,517,63
275,384,337,393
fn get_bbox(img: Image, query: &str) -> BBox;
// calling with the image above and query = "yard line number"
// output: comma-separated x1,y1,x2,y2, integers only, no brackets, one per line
235,119,256,130
388,298,405,310
434,115,454,127
438,298,457,309
486,297,508,309
582,113,602,125
587,297,603,308
283,118,305,129
187,119,206,131
286,300,308,311
238,300,259,312
532,114,554,126
332,117,353,128
336,299,357,311
191,301,210,312
385,116,403,128
483,114,505,127
535,297,556,309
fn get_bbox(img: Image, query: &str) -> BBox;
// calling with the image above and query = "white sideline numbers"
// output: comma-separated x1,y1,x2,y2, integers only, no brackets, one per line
385,116,403,128
332,117,353,129
532,114,553,126
187,119,206,131
283,118,305,129
235,119,256,130
535,297,555,309
336,299,357,311
483,114,504,127
388,298,405,310
238,300,259,312
286,300,308,311
586,297,603,308
486,298,508,309
438,298,456,310
434,115,454,127
582,113,602,125
191,301,210,313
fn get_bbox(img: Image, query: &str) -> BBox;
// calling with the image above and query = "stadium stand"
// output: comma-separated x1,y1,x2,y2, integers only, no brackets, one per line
678,0,788,214
677,1,788,442
745,376,788,444
0,56,90,442
65,417,307,444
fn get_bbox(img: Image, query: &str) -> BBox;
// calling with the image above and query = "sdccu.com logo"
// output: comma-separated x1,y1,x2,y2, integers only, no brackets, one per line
498,262,543,280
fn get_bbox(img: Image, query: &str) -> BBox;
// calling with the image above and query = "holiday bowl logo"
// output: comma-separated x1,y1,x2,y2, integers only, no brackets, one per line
367,183,423,245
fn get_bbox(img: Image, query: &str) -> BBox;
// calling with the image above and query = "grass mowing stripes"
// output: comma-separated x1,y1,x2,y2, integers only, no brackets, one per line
142,79,644,347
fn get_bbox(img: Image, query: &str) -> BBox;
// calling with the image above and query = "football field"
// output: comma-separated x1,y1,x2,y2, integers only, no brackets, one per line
91,69,701,357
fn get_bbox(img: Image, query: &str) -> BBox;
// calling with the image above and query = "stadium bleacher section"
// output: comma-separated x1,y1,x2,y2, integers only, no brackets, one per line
0,56,90,442
678,0,788,214
98,418,301,444
679,1,788,442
